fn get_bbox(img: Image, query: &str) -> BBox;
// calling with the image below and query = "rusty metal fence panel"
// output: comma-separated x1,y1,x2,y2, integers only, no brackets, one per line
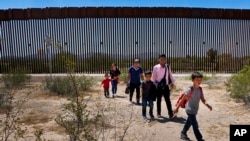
0,10,250,73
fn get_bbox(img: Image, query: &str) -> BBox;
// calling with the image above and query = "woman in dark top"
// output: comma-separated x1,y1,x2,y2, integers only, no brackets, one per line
110,63,121,98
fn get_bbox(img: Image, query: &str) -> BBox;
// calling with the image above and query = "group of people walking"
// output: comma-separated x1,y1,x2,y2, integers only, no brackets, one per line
101,54,212,141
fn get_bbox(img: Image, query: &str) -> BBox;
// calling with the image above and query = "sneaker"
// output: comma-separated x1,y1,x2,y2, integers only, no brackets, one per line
180,133,191,141
112,95,115,98
169,114,177,119
150,115,155,120
142,116,147,120
136,102,140,105
157,114,161,118
198,139,205,141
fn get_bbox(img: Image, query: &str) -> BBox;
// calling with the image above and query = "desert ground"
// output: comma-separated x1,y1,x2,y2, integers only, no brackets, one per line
1,74,250,141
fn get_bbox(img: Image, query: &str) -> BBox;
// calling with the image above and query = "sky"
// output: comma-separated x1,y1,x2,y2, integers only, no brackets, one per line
1,0,250,10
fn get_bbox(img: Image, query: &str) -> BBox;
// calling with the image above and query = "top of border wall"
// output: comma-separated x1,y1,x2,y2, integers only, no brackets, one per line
0,7,250,21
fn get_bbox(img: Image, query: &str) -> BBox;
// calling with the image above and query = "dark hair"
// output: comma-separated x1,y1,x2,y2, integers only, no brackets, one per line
191,71,203,80
105,73,109,76
159,54,166,58
112,63,117,66
144,70,152,75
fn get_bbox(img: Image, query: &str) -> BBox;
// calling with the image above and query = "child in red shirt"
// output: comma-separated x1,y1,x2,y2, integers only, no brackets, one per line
101,73,111,98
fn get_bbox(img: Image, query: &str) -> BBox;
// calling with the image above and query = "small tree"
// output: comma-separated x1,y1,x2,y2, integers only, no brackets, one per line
207,48,217,63
54,59,99,141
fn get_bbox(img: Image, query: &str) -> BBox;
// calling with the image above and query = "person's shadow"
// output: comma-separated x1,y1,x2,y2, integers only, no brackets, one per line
115,95,126,98
157,116,186,124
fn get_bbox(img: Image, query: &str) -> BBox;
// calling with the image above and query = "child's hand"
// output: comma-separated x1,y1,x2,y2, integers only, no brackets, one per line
173,108,178,114
207,104,212,111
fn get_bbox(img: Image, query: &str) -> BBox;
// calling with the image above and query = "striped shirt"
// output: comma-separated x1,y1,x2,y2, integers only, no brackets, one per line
151,64,174,85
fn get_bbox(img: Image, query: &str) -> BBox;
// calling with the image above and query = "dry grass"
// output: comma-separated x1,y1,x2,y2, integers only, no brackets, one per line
19,112,52,125
29,91,62,100
47,124,66,134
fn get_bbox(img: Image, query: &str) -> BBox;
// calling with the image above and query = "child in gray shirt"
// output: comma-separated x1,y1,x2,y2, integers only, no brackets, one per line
174,72,212,141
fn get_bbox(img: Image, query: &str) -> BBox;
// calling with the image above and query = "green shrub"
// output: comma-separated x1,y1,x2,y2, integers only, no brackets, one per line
0,68,31,89
225,65,250,104
119,69,128,83
78,75,94,91
45,75,94,95
45,77,73,95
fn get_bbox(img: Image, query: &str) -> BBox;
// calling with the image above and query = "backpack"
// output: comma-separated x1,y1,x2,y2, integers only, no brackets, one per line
175,87,202,108
167,64,172,84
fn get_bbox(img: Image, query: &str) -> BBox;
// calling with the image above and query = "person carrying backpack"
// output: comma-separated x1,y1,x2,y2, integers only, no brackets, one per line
173,72,212,141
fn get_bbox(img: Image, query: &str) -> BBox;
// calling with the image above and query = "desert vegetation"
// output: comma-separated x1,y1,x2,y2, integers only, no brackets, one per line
0,64,250,141
1,48,250,74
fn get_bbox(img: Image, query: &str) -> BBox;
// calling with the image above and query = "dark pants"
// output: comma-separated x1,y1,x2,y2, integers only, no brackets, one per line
156,86,173,117
129,83,140,103
111,80,117,94
182,114,203,140
142,97,154,117
104,89,109,97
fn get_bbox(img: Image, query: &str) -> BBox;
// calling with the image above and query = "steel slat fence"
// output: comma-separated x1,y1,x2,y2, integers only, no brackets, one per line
0,18,250,73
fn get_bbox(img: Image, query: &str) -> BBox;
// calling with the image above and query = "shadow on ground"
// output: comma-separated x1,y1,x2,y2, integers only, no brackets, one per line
157,116,186,124
115,95,127,98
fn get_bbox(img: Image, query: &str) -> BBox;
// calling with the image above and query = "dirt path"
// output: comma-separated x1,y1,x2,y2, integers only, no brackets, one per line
100,77,250,141
2,76,250,141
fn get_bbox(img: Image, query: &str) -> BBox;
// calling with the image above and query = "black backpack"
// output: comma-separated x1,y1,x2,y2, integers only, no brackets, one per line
167,64,172,84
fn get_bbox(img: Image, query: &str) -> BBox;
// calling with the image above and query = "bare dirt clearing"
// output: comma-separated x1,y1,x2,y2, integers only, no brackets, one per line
1,75,250,141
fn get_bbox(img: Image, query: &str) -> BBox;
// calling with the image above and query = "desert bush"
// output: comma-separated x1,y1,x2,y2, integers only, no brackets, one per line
52,52,77,73
55,72,100,141
45,75,94,96
225,65,250,104
34,128,51,141
78,75,94,91
0,89,28,141
45,76,73,95
0,89,12,109
0,68,31,89
119,69,128,83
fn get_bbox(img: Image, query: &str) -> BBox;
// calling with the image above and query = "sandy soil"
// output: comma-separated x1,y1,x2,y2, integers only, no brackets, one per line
1,75,250,141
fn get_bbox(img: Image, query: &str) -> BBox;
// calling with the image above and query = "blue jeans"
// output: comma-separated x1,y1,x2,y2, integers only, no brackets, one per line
111,80,117,94
182,114,203,140
142,97,154,117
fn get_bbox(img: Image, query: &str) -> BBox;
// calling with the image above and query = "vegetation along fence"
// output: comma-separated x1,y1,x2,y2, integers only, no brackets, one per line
0,7,250,73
